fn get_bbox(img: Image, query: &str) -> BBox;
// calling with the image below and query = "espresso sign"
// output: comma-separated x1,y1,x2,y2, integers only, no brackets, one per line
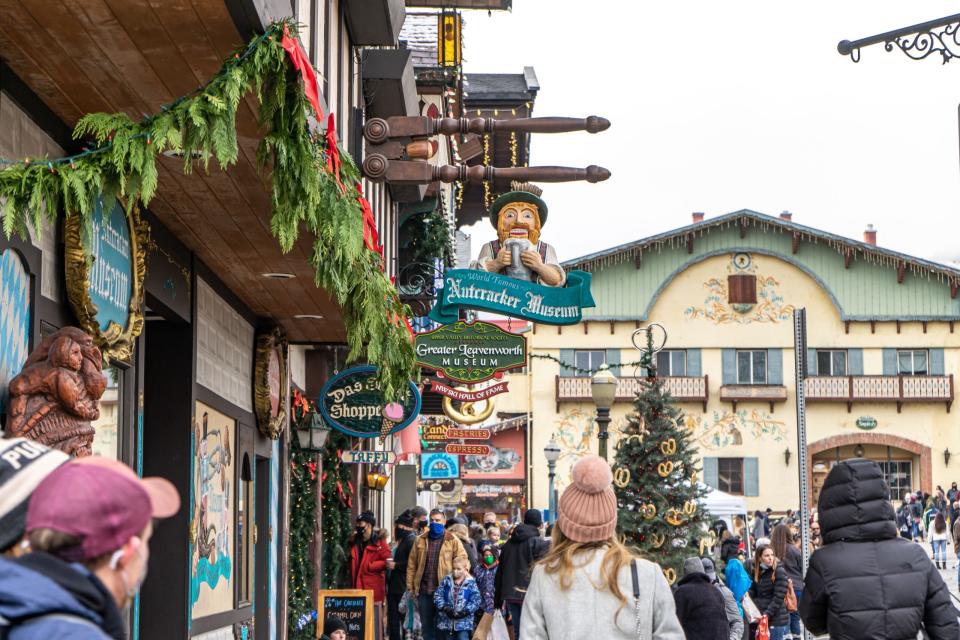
446,443,491,456
319,366,421,438
415,321,526,384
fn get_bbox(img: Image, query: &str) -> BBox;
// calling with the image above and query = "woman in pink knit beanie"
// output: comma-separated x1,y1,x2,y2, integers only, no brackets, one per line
518,455,684,639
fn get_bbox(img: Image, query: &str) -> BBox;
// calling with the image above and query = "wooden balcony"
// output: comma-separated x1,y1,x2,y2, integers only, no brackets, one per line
719,385,789,412
804,375,954,413
554,375,708,411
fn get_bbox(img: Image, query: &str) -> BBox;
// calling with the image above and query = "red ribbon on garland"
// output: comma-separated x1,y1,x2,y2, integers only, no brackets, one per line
325,113,345,192
280,24,323,120
356,183,382,258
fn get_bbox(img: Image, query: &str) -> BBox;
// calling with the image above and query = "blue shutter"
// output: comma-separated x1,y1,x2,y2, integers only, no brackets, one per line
686,349,702,377
767,348,783,385
559,349,575,377
744,458,759,497
882,348,897,376
722,349,736,385
807,349,817,376
848,348,864,376
605,348,621,373
703,457,718,490
931,348,945,375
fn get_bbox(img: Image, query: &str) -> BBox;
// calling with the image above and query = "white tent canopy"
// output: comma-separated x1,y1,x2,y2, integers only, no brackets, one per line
699,483,748,529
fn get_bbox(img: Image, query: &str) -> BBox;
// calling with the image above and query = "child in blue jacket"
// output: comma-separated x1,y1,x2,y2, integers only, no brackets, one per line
433,556,482,640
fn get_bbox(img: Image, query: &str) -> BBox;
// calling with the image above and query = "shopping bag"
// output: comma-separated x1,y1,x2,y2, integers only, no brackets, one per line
742,593,763,623
473,613,494,640
755,615,770,640
489,611,511,640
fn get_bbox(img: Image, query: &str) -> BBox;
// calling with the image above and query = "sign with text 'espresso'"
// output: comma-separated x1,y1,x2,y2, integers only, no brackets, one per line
446,443,491,456
428,269,595,326
415,321,526,383
319,366,421,438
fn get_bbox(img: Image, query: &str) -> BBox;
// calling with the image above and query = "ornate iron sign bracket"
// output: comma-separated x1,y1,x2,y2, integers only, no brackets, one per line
838,12,960,63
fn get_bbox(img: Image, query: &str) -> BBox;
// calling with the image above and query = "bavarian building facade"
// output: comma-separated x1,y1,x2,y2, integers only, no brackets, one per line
502,210,960,512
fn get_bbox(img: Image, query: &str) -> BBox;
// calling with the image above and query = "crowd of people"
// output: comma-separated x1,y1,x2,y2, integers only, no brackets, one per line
339,454,960,640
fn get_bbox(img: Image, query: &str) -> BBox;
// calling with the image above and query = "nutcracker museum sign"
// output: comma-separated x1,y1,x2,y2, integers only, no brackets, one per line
415,321,526,383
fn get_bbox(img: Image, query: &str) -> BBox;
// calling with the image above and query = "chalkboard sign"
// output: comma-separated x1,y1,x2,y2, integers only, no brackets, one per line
318,589,374,639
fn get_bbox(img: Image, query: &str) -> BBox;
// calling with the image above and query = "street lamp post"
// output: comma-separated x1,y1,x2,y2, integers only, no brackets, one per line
591,365,618,460
544,438,561,522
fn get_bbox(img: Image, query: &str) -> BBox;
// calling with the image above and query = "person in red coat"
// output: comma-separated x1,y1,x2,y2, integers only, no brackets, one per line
350,510,394,639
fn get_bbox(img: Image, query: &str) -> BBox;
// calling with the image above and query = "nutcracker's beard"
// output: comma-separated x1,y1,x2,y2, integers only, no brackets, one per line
497,220,541,245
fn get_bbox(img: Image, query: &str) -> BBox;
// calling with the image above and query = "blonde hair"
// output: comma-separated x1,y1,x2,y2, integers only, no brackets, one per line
452,556,470,569
539,523,638,616
448,523,470,542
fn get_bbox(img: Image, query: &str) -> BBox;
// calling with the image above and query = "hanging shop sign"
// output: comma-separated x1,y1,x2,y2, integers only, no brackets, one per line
254,326,287,439
319,365,421,438
429,379,509,401
429,184,594,325
447,428,490,440
856,416,878,431
463,484,523,497
445,443,491,456
422,423,450,442
415,321,526,383
64,197,149,363
428,269,594,326
420,452,460,480
340,450,397,465
420,479,457,492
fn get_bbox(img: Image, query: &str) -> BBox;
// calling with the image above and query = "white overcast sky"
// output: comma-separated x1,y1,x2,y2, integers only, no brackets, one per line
458,1,959,266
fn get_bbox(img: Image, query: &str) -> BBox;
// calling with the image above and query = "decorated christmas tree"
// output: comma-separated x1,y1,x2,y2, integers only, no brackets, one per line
613,329,710,585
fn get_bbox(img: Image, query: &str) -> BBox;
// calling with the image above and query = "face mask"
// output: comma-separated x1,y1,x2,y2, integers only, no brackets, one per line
111,543,148,604
429,522,445,537
484,554,496,566
356,526,367,536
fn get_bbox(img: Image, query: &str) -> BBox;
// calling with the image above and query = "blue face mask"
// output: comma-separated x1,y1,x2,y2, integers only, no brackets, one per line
429,522,445,538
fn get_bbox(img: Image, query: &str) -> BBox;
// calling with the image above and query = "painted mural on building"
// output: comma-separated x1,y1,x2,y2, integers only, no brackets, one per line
191,402,235,618
683,254,795,324
684,409,787,450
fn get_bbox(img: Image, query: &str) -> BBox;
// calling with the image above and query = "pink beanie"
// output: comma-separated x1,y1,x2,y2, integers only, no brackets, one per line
557,455,618,543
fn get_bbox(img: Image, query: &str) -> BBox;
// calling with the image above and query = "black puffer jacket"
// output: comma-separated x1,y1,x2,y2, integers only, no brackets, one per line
750,562,788,627
673,572,729,640
800,458,960,639
493,524,548,606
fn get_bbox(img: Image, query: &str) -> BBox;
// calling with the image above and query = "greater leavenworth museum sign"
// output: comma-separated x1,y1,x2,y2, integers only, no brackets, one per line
415,321,526,384
319,366,421,438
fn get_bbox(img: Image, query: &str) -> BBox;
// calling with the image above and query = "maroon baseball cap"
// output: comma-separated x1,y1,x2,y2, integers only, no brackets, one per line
26,457,180,561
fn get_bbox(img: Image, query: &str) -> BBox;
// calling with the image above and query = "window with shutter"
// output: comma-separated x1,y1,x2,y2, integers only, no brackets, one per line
728,274,758,304
717,458,744,495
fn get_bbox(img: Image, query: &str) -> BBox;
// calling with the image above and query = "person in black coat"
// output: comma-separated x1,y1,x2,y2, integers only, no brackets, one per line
800,458,960,640
494,509,549,637
673,557,729,640
387,510,417,640
749,544,789,637
770,524,803,638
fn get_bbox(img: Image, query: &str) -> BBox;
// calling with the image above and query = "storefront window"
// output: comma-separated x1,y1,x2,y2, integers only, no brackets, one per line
879,460,912,500
91,366,121,459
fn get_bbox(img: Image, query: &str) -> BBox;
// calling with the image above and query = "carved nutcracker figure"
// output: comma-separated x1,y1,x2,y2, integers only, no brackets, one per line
475,182,565,286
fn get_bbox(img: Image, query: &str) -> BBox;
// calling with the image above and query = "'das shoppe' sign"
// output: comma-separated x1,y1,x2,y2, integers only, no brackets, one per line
319,366,421,438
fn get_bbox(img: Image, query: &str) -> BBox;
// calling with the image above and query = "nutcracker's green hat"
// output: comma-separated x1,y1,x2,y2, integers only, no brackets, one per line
489,182,548,228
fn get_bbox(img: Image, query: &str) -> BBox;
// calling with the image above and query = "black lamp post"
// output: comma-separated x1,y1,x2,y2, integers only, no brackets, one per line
591,365,617,460
544,438,561,522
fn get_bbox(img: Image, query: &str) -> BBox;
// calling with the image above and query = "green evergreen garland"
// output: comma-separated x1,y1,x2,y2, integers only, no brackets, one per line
288,395,319,638
613,333,710,581
400,209,454,267
320,426,354,590
0,20,414,400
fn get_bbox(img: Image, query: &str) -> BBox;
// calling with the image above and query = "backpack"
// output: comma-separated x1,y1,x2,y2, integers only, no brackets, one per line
0,612,102,639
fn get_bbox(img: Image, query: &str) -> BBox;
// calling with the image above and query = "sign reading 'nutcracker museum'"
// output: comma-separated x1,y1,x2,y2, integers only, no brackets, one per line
415,321,526,384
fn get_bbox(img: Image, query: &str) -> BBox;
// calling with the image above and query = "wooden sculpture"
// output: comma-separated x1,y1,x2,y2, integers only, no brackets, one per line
4,327,106,456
